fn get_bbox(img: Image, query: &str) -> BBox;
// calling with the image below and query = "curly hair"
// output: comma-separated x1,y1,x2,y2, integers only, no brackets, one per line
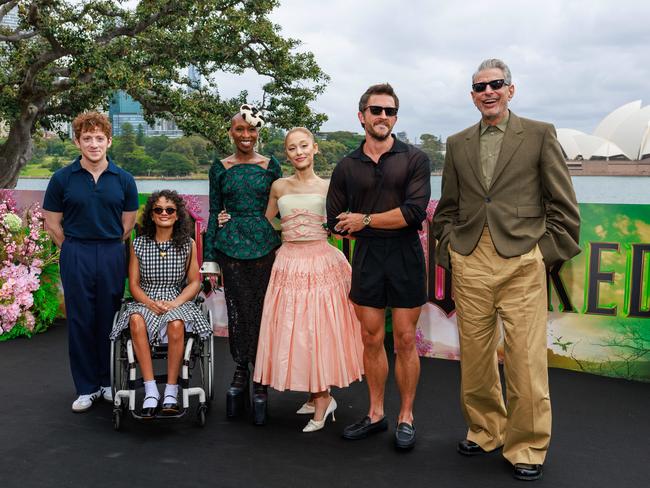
140,190,192,249
72,111,112,140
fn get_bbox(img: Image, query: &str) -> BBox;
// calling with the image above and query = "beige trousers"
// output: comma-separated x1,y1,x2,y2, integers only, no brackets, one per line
450,227,551,465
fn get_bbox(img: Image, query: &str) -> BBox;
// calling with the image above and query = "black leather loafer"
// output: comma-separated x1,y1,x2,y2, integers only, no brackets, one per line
457,439,488,456
513,463,543,481
394,422,416,450
342,416,388,440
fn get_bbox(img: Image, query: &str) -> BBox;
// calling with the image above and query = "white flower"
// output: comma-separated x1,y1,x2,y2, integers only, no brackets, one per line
3,213,22,233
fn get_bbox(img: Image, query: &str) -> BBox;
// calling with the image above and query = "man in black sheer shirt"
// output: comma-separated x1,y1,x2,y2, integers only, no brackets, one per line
326,83,431,450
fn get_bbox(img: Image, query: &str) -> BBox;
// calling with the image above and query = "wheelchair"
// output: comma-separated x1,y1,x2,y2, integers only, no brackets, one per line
110,296,214,431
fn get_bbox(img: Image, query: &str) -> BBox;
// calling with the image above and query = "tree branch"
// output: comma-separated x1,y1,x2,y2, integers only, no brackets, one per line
95,3,177,46
0,30,37,42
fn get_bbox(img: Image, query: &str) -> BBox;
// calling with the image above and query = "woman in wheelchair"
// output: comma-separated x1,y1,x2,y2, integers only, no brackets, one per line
110,190,212,418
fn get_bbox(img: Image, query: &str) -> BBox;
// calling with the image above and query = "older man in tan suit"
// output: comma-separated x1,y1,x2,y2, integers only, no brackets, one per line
433,59,580,481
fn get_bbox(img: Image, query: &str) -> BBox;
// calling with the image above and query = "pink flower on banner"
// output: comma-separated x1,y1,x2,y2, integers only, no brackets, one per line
415,326,434,356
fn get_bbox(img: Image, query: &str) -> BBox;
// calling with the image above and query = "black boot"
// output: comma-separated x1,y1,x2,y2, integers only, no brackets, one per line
252,382,268,426
226,364,249,418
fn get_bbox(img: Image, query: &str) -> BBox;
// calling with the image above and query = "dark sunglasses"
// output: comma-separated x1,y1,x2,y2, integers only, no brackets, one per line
472,79,509,93
366,105,398,117
153,207,177,215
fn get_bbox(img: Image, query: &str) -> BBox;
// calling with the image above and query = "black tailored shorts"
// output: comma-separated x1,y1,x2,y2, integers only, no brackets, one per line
349,233,427,309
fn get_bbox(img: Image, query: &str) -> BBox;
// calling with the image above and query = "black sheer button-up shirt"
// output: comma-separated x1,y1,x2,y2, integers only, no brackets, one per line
326,136,431,238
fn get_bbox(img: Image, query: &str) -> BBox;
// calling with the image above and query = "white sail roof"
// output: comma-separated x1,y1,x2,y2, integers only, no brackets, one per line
559,101,650,161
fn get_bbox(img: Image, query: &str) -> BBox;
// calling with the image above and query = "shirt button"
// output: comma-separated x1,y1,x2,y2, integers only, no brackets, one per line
485,197,491,203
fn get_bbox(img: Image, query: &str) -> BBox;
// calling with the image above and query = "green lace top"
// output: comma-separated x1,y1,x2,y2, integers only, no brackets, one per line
204,156,282,260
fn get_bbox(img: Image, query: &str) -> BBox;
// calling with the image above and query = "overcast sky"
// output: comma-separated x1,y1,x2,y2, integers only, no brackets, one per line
213,0,650,142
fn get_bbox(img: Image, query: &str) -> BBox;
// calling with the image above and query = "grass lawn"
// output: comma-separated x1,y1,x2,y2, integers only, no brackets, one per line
20,163,53,177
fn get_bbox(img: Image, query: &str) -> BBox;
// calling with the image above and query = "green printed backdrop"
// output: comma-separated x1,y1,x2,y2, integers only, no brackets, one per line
545,204,650,381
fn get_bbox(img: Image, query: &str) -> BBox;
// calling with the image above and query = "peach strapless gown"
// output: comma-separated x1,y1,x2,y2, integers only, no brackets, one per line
253,194,364,392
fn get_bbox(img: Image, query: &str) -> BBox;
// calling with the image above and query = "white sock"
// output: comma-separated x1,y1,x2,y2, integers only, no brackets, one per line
164,383,179,402
143,380,159,408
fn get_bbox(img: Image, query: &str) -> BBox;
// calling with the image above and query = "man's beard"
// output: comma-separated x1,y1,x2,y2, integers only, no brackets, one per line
366,122,392,141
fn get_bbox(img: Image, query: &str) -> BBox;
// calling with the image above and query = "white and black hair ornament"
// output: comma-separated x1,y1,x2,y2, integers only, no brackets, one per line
240,104,265,128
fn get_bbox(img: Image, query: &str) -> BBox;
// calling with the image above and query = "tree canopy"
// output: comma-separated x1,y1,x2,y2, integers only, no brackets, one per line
0,0,329,187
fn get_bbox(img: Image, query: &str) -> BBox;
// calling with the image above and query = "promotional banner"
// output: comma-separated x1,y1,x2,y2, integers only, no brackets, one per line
7,190,649,381
423,203,650,382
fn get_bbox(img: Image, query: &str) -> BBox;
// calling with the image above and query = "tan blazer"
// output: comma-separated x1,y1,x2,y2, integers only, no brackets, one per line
433,111,580,270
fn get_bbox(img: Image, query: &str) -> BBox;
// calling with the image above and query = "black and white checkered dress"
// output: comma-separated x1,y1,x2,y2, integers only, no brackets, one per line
110,236,212,343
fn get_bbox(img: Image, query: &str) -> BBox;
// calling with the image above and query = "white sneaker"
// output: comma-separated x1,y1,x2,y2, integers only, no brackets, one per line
101,386,113,402
72,390,101,412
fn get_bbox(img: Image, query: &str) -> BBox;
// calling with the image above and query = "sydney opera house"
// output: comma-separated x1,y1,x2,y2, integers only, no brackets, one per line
558,101,650,162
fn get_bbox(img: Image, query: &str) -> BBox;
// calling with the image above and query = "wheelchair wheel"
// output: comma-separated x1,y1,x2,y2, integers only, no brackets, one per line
110,337,127,401
196,404,207,427
199,311,214,402
112,409,122,431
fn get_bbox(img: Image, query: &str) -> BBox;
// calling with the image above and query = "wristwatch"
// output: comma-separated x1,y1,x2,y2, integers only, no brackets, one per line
362,214,372,227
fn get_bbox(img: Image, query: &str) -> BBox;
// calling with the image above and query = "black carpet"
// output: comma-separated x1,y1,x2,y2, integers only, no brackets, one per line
1,321,648,488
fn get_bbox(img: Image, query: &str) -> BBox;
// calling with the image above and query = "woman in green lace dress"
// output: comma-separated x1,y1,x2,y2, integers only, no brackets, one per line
202,105,281,425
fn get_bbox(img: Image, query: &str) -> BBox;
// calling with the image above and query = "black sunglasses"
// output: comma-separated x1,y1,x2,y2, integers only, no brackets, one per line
472,79,509,93
153,207,177,215
366,105,398,117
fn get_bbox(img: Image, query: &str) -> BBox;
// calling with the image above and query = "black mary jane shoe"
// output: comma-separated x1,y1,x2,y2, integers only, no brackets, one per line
226,365,250,418
342,416,388,440
394,422,416,450
457,439,489,456
513,463,543,481
161,395,180,415
140,396,160,419
252,383,268,426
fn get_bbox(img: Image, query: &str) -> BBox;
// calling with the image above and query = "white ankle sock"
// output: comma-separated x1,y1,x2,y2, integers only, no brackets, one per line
164,383,179,401
143,380,159,408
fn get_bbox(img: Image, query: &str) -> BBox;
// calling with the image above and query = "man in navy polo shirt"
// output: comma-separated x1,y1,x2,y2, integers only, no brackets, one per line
43,112,138,413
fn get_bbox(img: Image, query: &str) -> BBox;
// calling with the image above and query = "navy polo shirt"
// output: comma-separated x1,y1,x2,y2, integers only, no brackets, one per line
43,157,139,240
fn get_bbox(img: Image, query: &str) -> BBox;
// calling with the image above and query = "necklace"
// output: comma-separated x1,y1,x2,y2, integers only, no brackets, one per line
155,240,172,258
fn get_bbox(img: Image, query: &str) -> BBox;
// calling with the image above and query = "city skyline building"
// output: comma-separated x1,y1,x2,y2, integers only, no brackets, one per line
108,91,183,138
0,5,19,29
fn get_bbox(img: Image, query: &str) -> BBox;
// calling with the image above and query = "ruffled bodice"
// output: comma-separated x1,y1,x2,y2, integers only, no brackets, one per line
204,156,282,260
278,194,328,242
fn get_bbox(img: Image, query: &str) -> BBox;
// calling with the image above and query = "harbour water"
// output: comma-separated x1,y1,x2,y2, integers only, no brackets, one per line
14,176,650,204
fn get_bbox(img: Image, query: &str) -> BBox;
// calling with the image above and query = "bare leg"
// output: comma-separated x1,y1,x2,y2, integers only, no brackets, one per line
392,306,422,425
312,390,333,421
166,320,185,385
353,304,388,422
129,314,153,381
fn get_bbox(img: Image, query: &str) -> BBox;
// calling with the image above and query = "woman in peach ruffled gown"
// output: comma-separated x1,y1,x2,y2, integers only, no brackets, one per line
253,128,364,432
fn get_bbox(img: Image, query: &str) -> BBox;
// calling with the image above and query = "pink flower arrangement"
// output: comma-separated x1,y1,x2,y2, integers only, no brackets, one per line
0,193,59,336
179,193,207,233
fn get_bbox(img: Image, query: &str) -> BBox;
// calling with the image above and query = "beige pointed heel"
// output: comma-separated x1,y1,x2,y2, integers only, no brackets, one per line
302,397,337,433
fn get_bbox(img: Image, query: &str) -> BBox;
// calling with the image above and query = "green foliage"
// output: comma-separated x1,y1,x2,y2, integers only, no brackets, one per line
118,147,156,176
135,124,146,146
31,263,63,335
48,157,63,172
419,133,445,172
0,1,328,149
314,139,348,175
144,135,171,160
321,131,364,152
158,151,196,176
119,123,136,154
